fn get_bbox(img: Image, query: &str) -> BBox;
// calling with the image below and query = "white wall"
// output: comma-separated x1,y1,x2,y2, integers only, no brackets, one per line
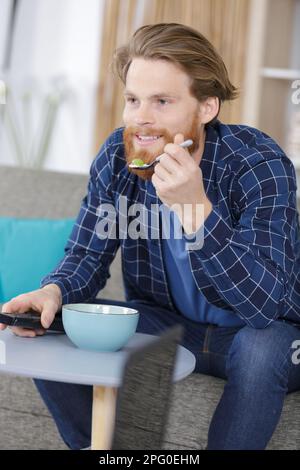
291,0,300,69
0,0,105,174
0,0,12,70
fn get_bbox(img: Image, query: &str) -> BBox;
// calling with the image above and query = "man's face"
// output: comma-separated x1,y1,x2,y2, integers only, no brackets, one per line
123,58,203,181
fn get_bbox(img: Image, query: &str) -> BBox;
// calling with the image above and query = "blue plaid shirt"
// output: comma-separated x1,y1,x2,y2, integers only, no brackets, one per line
41,121,300,328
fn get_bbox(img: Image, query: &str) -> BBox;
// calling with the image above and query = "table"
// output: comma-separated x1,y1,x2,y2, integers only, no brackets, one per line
0,330,195,449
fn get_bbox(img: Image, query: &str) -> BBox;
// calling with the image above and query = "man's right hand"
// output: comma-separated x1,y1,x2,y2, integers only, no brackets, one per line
0,284,62,337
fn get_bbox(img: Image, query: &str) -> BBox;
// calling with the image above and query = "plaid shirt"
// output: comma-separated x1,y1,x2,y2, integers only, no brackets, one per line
41,121,300,328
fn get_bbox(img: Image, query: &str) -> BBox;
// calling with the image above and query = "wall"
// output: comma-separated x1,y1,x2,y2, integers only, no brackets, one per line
0,0,12,69
0,0,105,174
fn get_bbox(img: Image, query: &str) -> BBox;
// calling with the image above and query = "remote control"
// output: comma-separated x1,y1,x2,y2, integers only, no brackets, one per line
0,310,65,333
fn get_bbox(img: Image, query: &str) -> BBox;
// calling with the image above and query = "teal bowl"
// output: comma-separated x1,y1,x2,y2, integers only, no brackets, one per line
62,303,139,352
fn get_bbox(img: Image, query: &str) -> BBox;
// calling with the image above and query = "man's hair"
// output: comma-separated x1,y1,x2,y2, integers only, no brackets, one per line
112,23,238,111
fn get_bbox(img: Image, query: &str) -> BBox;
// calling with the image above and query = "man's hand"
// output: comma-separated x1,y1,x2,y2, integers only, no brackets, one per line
0,284,62,337
151,133,212,234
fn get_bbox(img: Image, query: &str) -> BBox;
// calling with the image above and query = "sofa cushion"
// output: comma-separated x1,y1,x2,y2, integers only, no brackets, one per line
0,217,75,302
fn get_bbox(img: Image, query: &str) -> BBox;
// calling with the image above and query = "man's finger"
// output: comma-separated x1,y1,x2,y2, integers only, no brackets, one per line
11,327,37,337
154,161,173,182
1,302,13,314
1,302,15,330
41,305,56,329
36,328,46,336
174,133,185,145
2,297,32,314
163,143,191,165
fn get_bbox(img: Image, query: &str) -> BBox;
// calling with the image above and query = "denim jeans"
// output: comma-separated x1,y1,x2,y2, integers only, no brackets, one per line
34,298,300,450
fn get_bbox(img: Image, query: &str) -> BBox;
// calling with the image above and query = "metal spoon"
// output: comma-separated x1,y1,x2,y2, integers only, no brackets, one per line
128,139,193,170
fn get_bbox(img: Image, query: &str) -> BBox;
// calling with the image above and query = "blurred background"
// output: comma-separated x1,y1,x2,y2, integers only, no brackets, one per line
0,0,299,176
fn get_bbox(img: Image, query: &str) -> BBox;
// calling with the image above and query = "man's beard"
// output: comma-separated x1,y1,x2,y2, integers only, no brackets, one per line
124,114,201,181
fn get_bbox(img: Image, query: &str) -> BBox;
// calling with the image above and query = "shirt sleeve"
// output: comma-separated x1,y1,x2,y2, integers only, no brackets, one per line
40,138,120,305
184,156,298,328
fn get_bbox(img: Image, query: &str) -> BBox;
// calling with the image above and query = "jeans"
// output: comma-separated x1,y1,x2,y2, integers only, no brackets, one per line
34,298,300,450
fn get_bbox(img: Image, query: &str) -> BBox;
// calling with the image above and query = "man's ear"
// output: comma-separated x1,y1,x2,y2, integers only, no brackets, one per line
198,97,220,124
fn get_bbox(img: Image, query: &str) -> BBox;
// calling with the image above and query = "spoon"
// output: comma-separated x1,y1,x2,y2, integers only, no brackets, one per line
128,139,193,170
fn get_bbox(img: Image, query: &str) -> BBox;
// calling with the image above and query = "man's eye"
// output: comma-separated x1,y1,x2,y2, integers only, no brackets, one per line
158,99,168,105
126,97,137,104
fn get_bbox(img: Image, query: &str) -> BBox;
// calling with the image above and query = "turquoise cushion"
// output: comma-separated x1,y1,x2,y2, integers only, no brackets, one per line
0,217,75,303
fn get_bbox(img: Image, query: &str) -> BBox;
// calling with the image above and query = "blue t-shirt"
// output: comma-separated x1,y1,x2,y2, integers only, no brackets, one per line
160,205,246,327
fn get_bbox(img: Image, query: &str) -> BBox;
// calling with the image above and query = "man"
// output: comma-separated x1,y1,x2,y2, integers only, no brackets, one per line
1,23,300,450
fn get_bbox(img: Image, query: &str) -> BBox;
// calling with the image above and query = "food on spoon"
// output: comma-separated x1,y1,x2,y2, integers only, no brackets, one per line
131,158,146,167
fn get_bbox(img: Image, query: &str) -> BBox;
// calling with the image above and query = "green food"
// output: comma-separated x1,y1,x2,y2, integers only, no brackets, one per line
131,158,145,167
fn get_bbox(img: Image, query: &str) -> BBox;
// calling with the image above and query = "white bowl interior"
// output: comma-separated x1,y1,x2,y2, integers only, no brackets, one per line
63,303,138,315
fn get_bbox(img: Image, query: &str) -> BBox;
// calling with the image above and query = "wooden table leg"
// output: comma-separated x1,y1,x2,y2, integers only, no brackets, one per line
91,385,118,450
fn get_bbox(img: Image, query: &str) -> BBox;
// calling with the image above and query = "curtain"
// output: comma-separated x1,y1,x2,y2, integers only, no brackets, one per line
94,0,250,151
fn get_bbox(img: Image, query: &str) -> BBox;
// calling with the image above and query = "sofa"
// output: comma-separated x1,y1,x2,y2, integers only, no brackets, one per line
0,164,300,450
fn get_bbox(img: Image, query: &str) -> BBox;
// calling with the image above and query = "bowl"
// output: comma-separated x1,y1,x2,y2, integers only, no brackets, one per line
62,303,139,352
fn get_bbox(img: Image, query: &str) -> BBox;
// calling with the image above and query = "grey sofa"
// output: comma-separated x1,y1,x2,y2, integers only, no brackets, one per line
0,164,300,450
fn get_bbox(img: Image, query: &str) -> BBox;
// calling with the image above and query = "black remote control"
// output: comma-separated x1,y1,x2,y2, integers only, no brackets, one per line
0,310,65,333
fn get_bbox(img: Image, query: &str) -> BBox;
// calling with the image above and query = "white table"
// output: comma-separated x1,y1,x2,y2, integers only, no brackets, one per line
0,330,195,449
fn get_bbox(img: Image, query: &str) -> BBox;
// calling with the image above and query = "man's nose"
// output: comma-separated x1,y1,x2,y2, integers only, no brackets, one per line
134,102,154,126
